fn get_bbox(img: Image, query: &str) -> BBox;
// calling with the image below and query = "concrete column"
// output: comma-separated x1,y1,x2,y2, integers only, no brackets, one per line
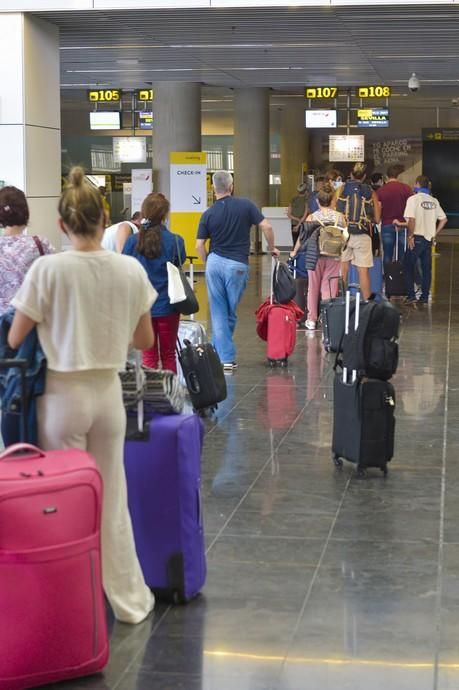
280,102,309,206
234,88,270,209
152,82,201,199
0,14,61,247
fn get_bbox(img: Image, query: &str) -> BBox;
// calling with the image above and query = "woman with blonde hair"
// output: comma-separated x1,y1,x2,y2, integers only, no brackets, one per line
8,167,156,624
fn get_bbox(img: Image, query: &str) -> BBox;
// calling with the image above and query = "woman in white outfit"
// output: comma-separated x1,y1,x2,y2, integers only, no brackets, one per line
8,167,156,624
101,212,141,253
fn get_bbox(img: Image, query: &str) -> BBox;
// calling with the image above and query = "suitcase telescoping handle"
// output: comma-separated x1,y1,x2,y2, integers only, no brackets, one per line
342,289,360,385
134,350,144,434
0,443,46,460
328,275,345,297
394,227,407,261
271,256,279,306
0,358,28,442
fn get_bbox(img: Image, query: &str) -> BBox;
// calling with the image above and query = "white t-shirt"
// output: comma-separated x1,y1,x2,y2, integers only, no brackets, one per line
12,250,157,372
404,193,446,242
101,221,138,252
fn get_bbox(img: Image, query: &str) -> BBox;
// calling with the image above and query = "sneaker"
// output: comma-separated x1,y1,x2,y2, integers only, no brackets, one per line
297,321,307,330
223,363,235,374
418,297,429,304
306,320,317,331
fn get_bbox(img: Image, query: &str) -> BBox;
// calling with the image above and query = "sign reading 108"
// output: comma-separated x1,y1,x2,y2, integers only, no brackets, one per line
358,86,391,98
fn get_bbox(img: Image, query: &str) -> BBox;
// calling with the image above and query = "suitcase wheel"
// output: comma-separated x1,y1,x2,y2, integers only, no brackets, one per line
356,467,366,479
267,358,288,368
332,454,343,469
381,466,388,477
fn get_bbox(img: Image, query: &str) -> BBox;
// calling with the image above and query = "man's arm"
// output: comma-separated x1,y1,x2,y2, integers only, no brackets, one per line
259,219,280,257
196,239,208,264
406,217,416,249
115,222,133,253
436,217,448,236
287,205,300,223
371,190,381,224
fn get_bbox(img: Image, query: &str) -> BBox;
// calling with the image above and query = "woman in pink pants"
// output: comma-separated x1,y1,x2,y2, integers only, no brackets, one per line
294,183,346,331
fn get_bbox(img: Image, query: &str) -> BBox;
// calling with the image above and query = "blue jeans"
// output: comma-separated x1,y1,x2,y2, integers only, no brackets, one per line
382,224,406,267
404,236,432,300
206,253,249,363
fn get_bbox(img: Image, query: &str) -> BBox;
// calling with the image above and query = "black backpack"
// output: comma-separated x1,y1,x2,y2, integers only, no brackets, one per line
272,261,296,304
339,300,400,381
336,181,374,235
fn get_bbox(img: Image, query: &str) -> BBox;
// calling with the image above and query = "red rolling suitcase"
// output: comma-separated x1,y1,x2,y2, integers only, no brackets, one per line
266,257,300,367
266,305,297,366
0,443,108,690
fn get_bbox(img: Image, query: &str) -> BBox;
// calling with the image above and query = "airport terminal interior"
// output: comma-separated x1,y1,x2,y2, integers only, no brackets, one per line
2,2,459,689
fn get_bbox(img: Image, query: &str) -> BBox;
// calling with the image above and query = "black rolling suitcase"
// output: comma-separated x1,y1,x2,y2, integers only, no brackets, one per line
321,277,352,353
177,339,227,413
332,290,396,477
384,228,407,298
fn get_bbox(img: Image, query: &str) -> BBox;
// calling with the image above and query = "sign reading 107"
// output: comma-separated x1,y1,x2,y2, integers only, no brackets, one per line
305,86,338,99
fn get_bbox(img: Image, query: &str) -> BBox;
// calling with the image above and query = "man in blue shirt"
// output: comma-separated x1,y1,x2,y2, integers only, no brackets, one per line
196,171,279,373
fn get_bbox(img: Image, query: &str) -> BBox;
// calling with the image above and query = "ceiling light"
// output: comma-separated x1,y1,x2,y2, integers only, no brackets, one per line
116,59,139,65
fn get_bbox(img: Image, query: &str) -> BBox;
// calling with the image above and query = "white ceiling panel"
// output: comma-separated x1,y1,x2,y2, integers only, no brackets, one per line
30,4,459,92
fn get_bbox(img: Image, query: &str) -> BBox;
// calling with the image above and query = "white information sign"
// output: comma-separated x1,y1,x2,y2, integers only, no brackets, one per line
131,169,152,215
113,137,147,164
170,154,207,213
329,135,365,162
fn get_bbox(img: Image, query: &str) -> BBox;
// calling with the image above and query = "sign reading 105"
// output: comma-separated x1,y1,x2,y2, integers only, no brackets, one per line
87,89,121,102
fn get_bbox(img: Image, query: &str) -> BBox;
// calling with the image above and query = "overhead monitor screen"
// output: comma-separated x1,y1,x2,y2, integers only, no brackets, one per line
89,111,121,130
358,108,389,128
329,135,365,162
139,111,153,130
305,109,337,128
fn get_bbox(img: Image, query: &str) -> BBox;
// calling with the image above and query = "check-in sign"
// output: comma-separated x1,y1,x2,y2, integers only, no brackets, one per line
170,152,207,213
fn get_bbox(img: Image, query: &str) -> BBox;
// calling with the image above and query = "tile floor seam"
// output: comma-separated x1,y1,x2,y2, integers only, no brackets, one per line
204,378,326,555
433,244,454,690
205,383,260,437
279,473,353,677
111,607,172,689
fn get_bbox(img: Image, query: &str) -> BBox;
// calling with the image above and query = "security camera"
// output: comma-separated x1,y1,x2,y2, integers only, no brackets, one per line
408,73,420,92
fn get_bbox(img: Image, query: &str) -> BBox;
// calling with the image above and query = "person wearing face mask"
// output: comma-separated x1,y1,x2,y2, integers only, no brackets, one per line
287,182,309,247
326,169,344,192
370,172,384,192
397,175,447,304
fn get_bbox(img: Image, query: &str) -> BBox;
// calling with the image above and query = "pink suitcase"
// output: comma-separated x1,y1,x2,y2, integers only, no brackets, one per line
0,443,109,690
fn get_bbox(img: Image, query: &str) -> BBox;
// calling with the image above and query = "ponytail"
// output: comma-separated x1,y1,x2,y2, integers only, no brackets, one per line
137,220,162,259
137,192,170,259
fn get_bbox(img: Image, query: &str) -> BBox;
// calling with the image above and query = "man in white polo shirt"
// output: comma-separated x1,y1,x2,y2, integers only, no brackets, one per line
402,176,447,304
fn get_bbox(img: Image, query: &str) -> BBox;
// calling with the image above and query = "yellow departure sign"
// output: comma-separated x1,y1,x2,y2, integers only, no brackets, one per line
305,86,338,99
357,85,391,98
87,89,121,102
137,89,154,101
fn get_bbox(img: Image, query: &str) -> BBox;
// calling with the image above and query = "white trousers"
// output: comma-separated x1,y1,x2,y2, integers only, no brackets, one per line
37,369,154,624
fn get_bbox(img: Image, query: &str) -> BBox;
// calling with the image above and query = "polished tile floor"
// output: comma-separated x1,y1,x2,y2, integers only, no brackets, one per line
47,242,459,690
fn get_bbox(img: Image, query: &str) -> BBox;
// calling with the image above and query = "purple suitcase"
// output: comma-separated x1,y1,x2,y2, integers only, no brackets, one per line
124,412,206,603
